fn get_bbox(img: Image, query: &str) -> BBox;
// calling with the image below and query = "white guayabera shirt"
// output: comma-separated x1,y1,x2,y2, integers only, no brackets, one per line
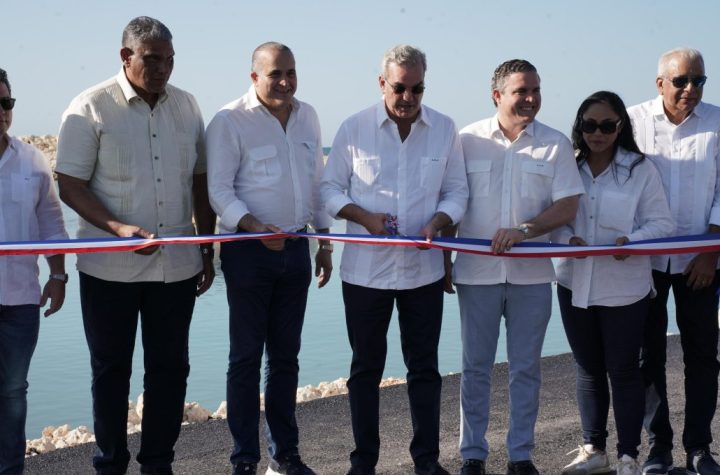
321,103,468,290
554,149,674,309
453,117,585,286
0,136,67,305
628,97,720,274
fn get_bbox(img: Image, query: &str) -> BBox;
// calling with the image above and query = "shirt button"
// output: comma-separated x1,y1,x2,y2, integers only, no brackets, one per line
591,196,595,200
156,178,161,182
159,223,164,228
152,134,157,138
154,156,159,160
590,216,594,219
158,201,163,206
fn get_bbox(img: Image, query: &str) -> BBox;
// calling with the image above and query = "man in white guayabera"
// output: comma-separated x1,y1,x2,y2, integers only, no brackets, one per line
0,67,68,475
321,44,468,475
55,16,216,475
205,42,332,475
444,59,583,475
628,47,720,475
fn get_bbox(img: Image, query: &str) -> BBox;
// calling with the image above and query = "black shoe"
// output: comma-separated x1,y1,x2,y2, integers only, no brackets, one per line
140,466,173,475
460,459,486,475
267,454,317,475
233,462,257,475
507,460,539,475
345,467,376,475
415,461,450,475
687,449,720,475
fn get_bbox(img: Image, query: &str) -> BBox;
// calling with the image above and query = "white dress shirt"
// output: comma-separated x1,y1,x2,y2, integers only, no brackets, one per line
205,85,331,234
452,117,584,285
56,70,206,283
0,136,67,305
628,97,720,273
321,102,468,290
555,149,674,308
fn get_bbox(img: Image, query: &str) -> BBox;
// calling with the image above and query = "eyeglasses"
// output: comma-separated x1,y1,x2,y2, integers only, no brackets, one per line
386,81,425,95
581,119,622,135
666,75,707,89
0,97,15,111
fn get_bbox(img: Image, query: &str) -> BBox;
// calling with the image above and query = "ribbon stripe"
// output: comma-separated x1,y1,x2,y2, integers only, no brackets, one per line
2,231,720,258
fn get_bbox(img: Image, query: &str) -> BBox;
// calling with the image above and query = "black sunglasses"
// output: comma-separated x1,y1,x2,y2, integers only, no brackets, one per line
667,75,707,89
581,119,622,135
0,97,15,111
386,81,425,95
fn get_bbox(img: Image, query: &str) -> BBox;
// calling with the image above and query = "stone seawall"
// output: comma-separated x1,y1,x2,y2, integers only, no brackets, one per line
19,135,57,172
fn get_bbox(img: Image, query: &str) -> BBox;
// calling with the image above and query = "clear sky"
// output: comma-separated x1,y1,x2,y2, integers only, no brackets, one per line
5,0,720,144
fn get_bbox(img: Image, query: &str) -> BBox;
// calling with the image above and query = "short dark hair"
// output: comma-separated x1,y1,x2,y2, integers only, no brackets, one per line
491,59,537,106
251,42,293,73
121,16,172,49
571,90,644,182
0,68,10,96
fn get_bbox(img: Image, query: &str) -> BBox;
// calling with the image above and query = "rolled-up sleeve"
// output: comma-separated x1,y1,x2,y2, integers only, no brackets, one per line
205,112,250,231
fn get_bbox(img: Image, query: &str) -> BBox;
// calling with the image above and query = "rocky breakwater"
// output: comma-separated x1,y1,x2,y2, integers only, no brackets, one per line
26,376,406,457
19,135,57,173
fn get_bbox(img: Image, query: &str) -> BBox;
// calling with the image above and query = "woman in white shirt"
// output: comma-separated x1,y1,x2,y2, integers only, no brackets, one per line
556,91,673,475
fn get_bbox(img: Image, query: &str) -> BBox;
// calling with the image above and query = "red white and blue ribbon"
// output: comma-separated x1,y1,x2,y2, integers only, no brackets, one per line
2,232,720,258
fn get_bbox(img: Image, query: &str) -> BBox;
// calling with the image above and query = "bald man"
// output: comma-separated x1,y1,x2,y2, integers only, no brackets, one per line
206,42,332,475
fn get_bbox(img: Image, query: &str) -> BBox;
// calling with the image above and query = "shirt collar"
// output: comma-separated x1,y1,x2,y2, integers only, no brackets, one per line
491,115,535,140
116,68,168,105
651,94,705,121
245,84,301,113
375,102,431,128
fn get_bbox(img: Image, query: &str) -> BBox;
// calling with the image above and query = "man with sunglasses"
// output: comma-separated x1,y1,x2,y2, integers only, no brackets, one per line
205,41,332,475
55,17,216,475
628,47,720,475
0,67,68,475
444,59,583,475
320,45,468,475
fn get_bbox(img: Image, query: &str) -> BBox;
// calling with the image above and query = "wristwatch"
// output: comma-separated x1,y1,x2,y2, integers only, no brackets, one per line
49,273,69,283
320,243,334,252
201,246,215,259
514,224,530,238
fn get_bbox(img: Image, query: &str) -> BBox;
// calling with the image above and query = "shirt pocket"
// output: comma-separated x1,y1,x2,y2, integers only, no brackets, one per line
296,140,317,176
598,190,635,235
248,144,281,182
11,173,40,204
466,159,492,198
353,155,381,186
520,160,554,200
420,156,447,191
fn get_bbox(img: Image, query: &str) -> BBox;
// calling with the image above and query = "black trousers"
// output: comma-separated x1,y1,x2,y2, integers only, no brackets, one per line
79,272,197,474
342,279,444,470
641,269,720,454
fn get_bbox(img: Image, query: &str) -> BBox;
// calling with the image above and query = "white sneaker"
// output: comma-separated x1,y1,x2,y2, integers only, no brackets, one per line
561,444,612,474
616,455,641,475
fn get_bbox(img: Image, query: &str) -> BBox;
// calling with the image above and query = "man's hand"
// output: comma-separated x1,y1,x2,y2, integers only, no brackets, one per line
196,253,215,296
360,212,390,236
418,212,452,250
40,279,65,317
614,236,630,261
684,252,719,291
315,247,333,288
238,214,286,251
491,228,525,254
569,235,588,259
114,224,158,255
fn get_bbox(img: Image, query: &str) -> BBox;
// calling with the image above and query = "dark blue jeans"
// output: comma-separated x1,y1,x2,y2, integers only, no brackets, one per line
0,304,40,475
221,238,311,466
342,279,444,470
558,285,648,458
641,269,720,455
79,272,197,474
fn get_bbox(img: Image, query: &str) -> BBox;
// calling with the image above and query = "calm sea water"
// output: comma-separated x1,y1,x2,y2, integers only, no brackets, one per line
26,203,680,438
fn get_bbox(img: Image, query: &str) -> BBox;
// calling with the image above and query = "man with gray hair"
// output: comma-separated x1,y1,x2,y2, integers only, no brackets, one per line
628,47,720,475
56,16,215,475
444,59,582,475
321,44,468,475
206,41,332,475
